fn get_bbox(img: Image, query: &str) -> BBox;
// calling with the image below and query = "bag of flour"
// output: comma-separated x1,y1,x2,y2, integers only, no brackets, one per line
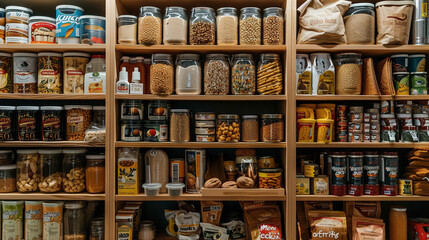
376,1,414,45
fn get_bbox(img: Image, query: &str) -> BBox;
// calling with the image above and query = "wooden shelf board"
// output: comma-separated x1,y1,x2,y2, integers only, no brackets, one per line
116,192,286,201
296,142,428,148
115,141,286,148
0,93,106,100
115,94,286,101
297,195,429,201
0,141,105,147
0,193,105,200
296,95,429,101
0,44,106,53
296,44,429,55
201,188,285,197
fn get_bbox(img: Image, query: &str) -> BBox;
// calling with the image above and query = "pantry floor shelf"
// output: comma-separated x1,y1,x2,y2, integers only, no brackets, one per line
0,44,106,53
296,195,429,201
0,193,105,200
296,44,429,55
116,192,286,201
115,141,287,148
0,141,105,147
115,94,286,101
0,93,106,100
296,142,428,148
296,95,429,101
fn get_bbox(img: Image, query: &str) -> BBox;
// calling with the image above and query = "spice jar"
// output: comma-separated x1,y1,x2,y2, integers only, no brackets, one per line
261,114,284,142
381,126,398,142
13,53,37,93
259,168,282,189
16,149,39,193
231,54,256,95
90,218,105,240
401,126,419,142
0,106,15,141
189,7,215,45
217,7,238,45
118,15,137,44
263,7,284,45
41,106,63,141
0,53,12,93
257,53,283,95
176,54,202,95
64,201,86,240
5,6,33,43
240,7,261,45
150,54,174,95
0,164,17,192
344,3,375,45
242,115,259,142
170,109,191,142
65,105,92,141
144,120,168,142
17,106,40,141
38,149,62,193
217,114,240,142
62,149,86,193
204,54,230,95
86,154,105,193
63,52,90,94
138,220,156,240
163,7,187,45
334,53,363,95
138,7,162,45
37,52,63,94
419,126,429,142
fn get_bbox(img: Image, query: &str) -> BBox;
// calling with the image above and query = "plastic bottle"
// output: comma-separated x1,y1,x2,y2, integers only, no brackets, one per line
130,67,143,94
119,56,133,83
116,67,129,94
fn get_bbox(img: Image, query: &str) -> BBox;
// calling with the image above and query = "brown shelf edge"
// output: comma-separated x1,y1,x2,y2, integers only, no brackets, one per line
115,94,286,101
296,95,429,101
0,141,105,147
115,193,286,201
115,44,286,53
295,44,429,54
0,93,106,100
0,44,106,53
0,193,106,200
296,142,427,148
115,141,287,148
296,195,429,201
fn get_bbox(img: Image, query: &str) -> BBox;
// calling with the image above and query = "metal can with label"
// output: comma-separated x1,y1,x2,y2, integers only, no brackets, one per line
170,158,185,183
304,164,319,178
143,120,168,142
347,152,364,196
364,152,380,195
399,179,413,195
329,152,347,196
380,152,399,196
185,149,206,193
258,156,276,169
120,100,144,120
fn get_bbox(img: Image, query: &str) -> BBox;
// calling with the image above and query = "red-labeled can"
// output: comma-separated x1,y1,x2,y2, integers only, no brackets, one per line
381,152,399,196
347,152,364,196
329,152,347,196
364,152,380,195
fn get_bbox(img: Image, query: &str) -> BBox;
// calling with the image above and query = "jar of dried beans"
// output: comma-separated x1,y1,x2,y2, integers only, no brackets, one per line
0,106,15,141
242,115,259,142
16,149,39,193
150,54,174,95
217,7,238,45
17,106,40,141
189,7,215,45
38,149,62,193
85,154,105,193
163,7,187,45
65,105,92,141
62,149,86,193
0,53,12,93
334,53,363,95
0,164,17,193
175,54,201,95
63,52,90,94
257,53,283,95
204,54,230,95
344,3,375,45
37,52,63,94
217,114,240,142
263,7,284,45
138,7,162,45
13,53,37,93
231,54,256,95
118,15,137,44
261,114,284,142
239,7,261,45
170,109,191,142
41,106,63,141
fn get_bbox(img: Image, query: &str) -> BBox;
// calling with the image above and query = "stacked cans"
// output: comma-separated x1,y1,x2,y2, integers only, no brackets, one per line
194,112,216,142
412,0,428,45
348,106,364,142
364,108,381,142
391,54,428,96
336,105,347,142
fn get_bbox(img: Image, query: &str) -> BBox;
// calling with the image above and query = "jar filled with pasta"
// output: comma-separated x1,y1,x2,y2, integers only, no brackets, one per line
150,54,174,95
17,106,40,141
13,53,37,93
63,52,90,94
65,105,92,141
38,149,62,193
204,54,230,95
231,54,256,95
37,52,63,94
189,7,215,45
257,53,283,95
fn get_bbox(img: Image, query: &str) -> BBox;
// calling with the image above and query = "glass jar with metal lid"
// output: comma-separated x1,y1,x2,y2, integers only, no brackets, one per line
204,54,230,95
16,149,39,193
175,54,201,95
257,53,283,95
263,7,284,45
90,218,105,240
38,149,62,193
170,109,191,142
138,6,162,45
0,106,15,141
62,148,86,193
334,53,363,95
150,54,174,95
189,7,215,45
239,7,261,45
343,3,375,45
261,114,284,142
242,115,259,142
231,54,256,95
64,201,86,239
118,15,137,44
217,114,240,142
86,154,105,193
217,7,238,45
163,7,187,45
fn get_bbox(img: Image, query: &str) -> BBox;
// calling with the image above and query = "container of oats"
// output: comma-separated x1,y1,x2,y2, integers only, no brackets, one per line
38,52,63,94
0,164,17,192
63,52,90,94
65,105,92,141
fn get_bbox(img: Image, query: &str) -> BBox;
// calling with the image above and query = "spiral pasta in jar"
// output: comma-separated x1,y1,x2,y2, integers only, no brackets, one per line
231,54,256,95
217,114,240,142
257,53,283,95
65,105,92,141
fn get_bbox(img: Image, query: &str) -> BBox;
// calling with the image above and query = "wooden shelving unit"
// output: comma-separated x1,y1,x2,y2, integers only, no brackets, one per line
0,141,105,147
296,95,429,101
0,44,106,53
0,193,105,200
296,142,429,148
0,93,106,100
296,195,429,202
115,141,287,148
115,94,286,101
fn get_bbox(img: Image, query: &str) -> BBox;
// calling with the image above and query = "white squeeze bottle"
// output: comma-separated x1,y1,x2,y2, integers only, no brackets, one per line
130,67,143,94
116,67,129,94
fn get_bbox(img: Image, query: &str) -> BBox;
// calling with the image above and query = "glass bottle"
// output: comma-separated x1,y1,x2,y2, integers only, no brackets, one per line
64,201,86,239
90,218,104,240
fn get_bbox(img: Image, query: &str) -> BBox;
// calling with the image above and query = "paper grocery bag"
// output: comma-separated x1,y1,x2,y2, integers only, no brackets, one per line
376,58,395,95
362,58,381,95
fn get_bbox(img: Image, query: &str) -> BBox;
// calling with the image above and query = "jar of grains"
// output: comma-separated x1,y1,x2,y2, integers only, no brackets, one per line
189,7,216,45
118,15,137,44
263,7,284,45
334,53,363,95
16,149,39,193
0,53,13,93
0,164,17,193
90,218,105,240
0,106,15,141
17,106,40,141
37,52,63,94
150,54,174,95
217,114,240,142
85,154,105,193
175,54,201,95
65,105,92,141
62,149,86,193
242,115,259,142
239,7,261,45
13,53,37,93
231,54,256,95
204,54,230,95
138,221,156,240
163,7,187,45
217,7,238,45
41,106,63,141
63,52,90,94
261,114,284,142
170,109,191,142
138,7,162,45
64,201,86,240
38,149,62,193
257,53,283,95
343,3,375,45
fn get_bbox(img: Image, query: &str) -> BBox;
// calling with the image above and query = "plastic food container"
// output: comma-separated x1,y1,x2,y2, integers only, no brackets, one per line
62,148,86,193
118,15,137,44
13,53,38,93
0,53,12,93
63,52,90,94
409,54,426,72
85,154,105,193
65,105,92,141
17,106,40,141
0,164,17,193
29,16,56,44
343,3,375,45
391,54,408,72
121,120,143,141
0,106,15,141
166,183,185,196
143,183,161,196
410,72,428,95
393,72,410,95
39,149,62,192
80,15,105,44
5,6,33,43
37,52,63,94
56,5,84,44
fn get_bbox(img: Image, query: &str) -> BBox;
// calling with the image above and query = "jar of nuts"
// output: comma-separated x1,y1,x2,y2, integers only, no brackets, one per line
239,7,261,45
0,164,17,193
150,54,174,95
38,149,62,193
258,168,282,189
63,149,86,193
261,114,284,142
263,7,284,45
189,7,215,45
216,114,240,142
65,105,92,141
16,149,39,193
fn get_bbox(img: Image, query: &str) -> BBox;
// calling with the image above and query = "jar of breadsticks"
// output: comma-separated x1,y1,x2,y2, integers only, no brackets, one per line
257,53,283,95
16,149,40,193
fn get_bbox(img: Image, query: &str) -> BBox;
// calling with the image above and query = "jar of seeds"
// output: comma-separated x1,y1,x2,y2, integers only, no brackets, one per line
239,7,261,45
263,7,284,45
150,54,174,95
189,7,215,45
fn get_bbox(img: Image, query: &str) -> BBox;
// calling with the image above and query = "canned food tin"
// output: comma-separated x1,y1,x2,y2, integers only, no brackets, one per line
148,100,170,120
410,72,428,95
56,5,84,44
391,54,408,72
409,54,426,72
79,15,105,44
329,152,347,196
120,120,143,142
296,175,310,195
399,179,413,196
393,72,410,95
29,16,56,44
143,120,168,142
120,100,144,120
170,158,185,183
312,175,329,195
195,112,216,121
195,121,215,128
258,156,276,169
185,149,206,193
304,164,319,178
0,8,4,26
195,127,216,135
364,152,380,195
195,135,215,142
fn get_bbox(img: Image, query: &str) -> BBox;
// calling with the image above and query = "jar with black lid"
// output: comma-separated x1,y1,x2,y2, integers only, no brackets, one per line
17,106,39,141
0,106,15,141
41,106,63,141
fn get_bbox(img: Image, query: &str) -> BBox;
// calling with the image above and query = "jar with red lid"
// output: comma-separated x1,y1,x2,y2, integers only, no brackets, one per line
347,152,363,196
329,152,347,196
364,152,380,195
380,152,399,196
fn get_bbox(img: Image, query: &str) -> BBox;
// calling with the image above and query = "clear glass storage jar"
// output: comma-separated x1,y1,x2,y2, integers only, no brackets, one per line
65,105,92,141
175,54,201,95
261,114,284,142
217,7,238,45
150,54,174,95
204,54,230,95
138,220,156,240
90,218,105,240
38,149,62,193
163,7,187,45
16,149,39,193
217,114,240,142
92,106,106,128
118,15,137,44
62,148,86,193
139,7,162,45
334,53,363,95
85,154,105,193
263,7,284,45
343,3,375,45
257,53,283,95
170,109,191,142
17,106,40,141
242,115,259,142
0,106,15,141
189,7,215,45
231,54,256,95
0,164,17,193
64,201,86,240
239,7,261,45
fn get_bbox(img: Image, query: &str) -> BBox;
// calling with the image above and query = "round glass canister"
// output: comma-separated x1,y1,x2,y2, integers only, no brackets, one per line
343,3,375,45
257,53,283,95
150,54,174,95
217,7,238,45
64,201,86,240
138,6,162,45
189,7,215,45
163,7,187,45
118,15,138,44
334,53,363,95
261,114,284,142
38,149,62,193
204,54,230,95
170,109,191,142
16,149,39,193
242,115,259,142
217,114,241,142
62,148,86,193
231,54,256,95
263,7,284,45
239,7,261,45
175,54,201,95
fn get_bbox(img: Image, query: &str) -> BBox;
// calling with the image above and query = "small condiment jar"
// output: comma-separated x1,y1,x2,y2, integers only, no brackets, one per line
138,220,155,240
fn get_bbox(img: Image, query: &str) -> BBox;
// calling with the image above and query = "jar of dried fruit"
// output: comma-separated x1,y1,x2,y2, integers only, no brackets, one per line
217,114,240,142
231,54,256,95
261,114,284,142
334,53,363,95
62,149,86,193
170,109,191,142
239,7,261,45
38,149,62,193
150,54,174,95
65,105,92,141
204,54,230,95
138,6,162,45
263,7,284,45
189,7,215,45
16,149,39,193
0,164,17,193
85,154,105,193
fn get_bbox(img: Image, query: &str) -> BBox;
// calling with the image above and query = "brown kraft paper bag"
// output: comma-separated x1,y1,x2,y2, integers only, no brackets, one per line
376,1,414,45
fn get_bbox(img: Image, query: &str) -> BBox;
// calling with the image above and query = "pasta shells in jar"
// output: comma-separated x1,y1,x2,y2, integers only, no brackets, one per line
231,54,256,95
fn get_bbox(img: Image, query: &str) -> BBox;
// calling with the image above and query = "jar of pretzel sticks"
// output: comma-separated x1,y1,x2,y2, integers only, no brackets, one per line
257,53,283,95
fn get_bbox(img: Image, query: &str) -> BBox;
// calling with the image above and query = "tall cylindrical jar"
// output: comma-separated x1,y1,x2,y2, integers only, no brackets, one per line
334,53,363,95
41,106,63,141
257,53,283,95
64,201,86,239
344,3,375,45
65,105,92,141
150,54,174,95
389,207,407,240
85,154,105,193
231,54,256,95
118,15,137,44
16,149,39,193
170,109,191,142
17,106,40,141
0,53,13,93
138,7,162,45
63,52,90,94
163,7,187,45
242,115,259,142
217,7,238,45
62,148,86,193
37,52,63,94
263,7,284,45
189,7,215,45
261,114,284,142
38,149,62,193
5,6,33,44
204,54,230,95
176,54,201,95
13,53,37,93
239,7,261,45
